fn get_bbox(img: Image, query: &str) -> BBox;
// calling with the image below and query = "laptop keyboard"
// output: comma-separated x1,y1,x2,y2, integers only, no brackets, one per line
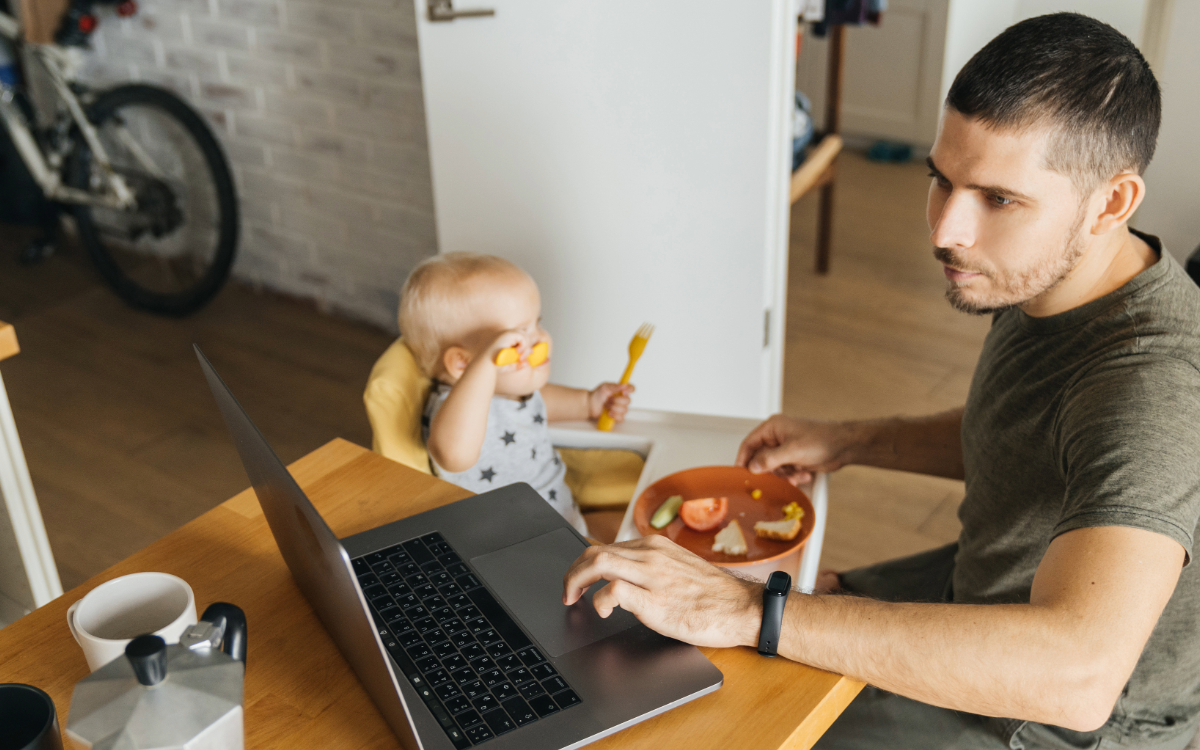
353,532,582,748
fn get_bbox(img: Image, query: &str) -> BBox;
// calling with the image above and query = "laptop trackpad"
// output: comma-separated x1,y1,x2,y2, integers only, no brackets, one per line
471,528,639,658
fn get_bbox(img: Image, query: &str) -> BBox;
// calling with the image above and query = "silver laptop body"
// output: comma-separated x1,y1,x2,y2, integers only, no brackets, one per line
196,346,723,750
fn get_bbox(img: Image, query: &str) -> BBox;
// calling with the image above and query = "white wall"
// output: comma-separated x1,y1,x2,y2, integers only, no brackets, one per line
78,0,438,330
1137,1,1200,264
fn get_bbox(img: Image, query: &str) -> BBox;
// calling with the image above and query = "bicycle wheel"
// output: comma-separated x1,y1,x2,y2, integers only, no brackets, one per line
66,84,238,315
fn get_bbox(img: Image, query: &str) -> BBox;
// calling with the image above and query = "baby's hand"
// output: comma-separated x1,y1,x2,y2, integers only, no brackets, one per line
485,330,527,368
588,382,635,422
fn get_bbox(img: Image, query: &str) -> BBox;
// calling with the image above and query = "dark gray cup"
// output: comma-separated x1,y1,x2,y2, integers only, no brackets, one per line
0,684,63,750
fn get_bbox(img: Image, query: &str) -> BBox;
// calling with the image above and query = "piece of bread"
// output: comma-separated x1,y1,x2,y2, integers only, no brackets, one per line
754,517,801,541
712,520,747,556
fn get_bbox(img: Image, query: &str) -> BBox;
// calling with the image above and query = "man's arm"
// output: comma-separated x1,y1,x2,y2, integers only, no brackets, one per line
564,526,1184,731
736,408,965,483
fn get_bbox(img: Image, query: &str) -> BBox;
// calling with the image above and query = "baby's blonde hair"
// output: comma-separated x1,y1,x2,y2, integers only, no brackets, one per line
399,252,530,376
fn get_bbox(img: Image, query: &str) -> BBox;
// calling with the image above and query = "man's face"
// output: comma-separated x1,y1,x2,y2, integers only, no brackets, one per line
926,110,1089,315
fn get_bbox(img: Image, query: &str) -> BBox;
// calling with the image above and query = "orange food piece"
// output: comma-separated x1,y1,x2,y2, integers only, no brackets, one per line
528,341,550,367
494,347,520,366
679,497,728,532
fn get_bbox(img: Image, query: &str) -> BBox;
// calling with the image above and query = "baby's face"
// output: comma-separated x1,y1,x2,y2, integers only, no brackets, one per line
468,271,552,398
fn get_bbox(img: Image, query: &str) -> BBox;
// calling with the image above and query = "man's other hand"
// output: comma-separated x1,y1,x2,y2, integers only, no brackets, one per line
563,535,762,649
736,414,855,485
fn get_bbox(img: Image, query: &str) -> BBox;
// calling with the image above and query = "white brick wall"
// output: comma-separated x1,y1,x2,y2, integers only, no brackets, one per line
82,0,438,330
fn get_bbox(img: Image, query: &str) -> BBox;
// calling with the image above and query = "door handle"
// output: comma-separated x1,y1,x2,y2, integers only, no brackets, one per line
427,0,494,21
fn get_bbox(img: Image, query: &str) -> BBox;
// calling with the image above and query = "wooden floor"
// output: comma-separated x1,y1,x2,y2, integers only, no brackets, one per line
0,149,989,594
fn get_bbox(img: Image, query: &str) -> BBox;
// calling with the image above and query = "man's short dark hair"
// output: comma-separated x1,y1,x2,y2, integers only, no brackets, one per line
946,13,1160,194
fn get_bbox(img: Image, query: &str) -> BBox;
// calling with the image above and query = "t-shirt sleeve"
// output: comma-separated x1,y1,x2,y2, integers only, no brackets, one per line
1054,353,1200,562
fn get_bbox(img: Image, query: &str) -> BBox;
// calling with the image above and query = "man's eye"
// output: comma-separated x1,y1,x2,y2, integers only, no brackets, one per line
928,172,949,188
990,194,1014,207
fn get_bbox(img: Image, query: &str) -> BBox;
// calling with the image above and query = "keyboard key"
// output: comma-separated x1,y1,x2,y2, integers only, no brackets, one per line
465,724,493,744
466,619,489,635
478,629,502,645
451,667,476,686
402,540,434,564
528,694,560,718
554,689,582,709
493,682,518,701
483,708,516,736
407,643,433,661
467,588,533,650
459,642,484,661
451,631,476,649
363,584,387,599
420,532,445,546
415,655,439,673
502,697,537,726
370,560,394,574
378,571,401,586
429,570,452,587
485,641,511,658
469,655,495,673
441,654,466,673
438,552,462,566
457,573,483,591
390,591,417,609
435,682,462,700
460,680,488,700
415,584,439,600
406,573,429,587
397,562,421,577
387,551,412,566
542,676,568,694
456,708,484,728
421,560,444,575
529,663,556,681
358,571,379,585
376,605,402,622
447,562,470,578
472,694,500,715
480,669,504,688
508,667,533,685
433,640,457,659
426,668,451,687
414,618,439,635
405,604,429,620
438,583,464,599
380,543,409,557
399,630,423,648
458,605,482,622
446,594,471,611
432,607,457,625
446,695,472,715
352,558,370,575
519,681,546,701
517,647,545,666
496,655,521,673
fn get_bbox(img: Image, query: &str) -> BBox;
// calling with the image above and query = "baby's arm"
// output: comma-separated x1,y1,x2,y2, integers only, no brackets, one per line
543,383,634,423
428,332,523,472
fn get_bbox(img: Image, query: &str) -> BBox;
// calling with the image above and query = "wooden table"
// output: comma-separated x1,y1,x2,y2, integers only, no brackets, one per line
0,439,862,749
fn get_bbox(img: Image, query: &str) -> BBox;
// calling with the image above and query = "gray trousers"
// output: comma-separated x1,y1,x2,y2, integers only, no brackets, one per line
813,544,1199,750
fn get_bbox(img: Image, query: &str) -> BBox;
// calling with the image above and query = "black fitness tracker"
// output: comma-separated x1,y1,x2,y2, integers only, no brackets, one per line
757,570,791,657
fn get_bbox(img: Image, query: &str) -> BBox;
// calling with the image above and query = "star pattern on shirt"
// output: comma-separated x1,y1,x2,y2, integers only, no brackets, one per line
533,413,545,424
516,398,528,411
549,489,557,501
531,448,537,460
480,467,496,483
501,431,516,446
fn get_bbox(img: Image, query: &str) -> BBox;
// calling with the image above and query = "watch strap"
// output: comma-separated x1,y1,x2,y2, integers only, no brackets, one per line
757,571,790,656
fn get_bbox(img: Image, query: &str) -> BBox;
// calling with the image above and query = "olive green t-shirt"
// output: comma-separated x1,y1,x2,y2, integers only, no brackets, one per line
958,233,1200,743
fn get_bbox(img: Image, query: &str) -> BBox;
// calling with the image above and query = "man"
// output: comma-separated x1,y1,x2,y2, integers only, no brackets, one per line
562,13,1200,750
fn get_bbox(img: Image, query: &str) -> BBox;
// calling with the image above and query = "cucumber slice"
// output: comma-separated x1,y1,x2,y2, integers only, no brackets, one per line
650,495,684,529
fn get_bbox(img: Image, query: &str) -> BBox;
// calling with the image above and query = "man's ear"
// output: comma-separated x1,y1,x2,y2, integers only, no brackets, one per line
1091,171,1147,236
442,346,472,382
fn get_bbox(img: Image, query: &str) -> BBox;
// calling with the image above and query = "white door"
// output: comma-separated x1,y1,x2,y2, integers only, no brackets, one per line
415,0,797,419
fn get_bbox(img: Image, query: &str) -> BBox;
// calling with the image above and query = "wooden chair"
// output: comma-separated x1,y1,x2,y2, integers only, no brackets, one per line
791,24,846,274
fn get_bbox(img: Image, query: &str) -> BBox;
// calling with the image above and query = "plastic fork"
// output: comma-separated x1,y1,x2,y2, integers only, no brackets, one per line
596,322,654,432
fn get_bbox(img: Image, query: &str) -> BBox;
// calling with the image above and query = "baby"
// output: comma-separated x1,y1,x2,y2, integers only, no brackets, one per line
399,253,633,534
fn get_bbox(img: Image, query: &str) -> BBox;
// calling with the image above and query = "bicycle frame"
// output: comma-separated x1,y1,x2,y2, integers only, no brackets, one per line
0,9,134,209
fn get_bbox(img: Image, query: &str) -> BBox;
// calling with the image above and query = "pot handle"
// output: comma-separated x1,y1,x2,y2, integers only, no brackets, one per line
199,602,248,666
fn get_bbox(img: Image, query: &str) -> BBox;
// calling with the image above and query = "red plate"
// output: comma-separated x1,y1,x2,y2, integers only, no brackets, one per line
633,466,814,567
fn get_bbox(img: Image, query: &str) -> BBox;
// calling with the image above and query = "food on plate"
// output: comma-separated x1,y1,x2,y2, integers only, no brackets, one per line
782,501,805,521
754,517,801,541
679,497,728,531
750,489,762,500
650,495,684,529
711,520,747,555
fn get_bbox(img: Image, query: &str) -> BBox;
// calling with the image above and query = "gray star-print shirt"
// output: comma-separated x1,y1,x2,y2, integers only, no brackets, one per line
423,384,587,534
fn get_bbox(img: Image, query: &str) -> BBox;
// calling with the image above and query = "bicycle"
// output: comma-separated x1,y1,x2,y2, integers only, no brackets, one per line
0,0,238,315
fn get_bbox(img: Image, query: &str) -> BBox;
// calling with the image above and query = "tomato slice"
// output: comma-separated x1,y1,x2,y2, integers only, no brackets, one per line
679,497,728,532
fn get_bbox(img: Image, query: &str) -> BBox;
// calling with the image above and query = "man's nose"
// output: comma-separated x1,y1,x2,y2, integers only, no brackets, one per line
930,191,977,251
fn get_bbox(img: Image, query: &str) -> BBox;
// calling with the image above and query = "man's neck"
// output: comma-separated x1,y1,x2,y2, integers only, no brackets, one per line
1020,227,1158,318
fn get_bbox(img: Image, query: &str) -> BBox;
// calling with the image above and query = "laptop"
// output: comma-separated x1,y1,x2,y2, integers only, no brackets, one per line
196,346,723,749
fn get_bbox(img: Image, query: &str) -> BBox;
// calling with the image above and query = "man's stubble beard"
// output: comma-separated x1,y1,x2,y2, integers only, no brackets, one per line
937,206,1088,316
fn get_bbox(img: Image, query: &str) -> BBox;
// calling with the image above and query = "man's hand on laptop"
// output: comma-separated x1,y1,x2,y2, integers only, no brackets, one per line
563,535,762,648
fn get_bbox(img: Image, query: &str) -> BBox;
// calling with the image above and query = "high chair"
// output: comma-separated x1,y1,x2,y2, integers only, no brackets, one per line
364,338,828,590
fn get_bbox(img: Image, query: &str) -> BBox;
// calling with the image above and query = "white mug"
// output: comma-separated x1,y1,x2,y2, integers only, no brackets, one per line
66,572,198,672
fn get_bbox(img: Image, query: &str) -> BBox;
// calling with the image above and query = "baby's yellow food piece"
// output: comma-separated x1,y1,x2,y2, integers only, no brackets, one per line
782,501,805,521
750,489,762,500
650,495,684,529
494,347,520,367
712,520,747,556
528,341,550,367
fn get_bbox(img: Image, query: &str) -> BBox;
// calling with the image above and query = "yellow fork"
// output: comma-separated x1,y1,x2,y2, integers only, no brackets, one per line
597,322,654,432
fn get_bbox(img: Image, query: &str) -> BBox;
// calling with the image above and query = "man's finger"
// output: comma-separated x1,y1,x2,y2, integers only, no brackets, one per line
591,578,650,620
563,545,653,604
747,443,797,474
